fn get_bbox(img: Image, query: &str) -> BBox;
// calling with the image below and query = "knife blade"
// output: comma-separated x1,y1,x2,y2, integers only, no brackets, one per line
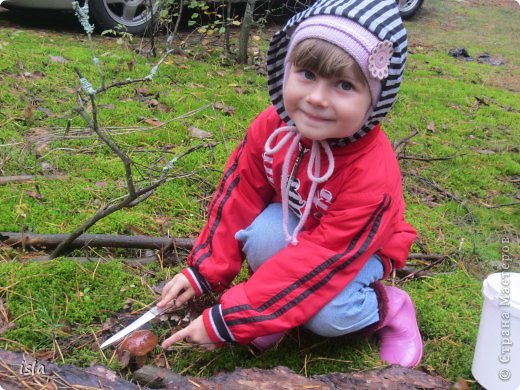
100,305,167,349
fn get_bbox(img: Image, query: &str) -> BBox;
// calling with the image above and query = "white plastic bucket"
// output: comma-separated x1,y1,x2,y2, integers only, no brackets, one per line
472,272,520,390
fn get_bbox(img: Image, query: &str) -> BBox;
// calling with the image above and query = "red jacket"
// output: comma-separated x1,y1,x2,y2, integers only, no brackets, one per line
182,105,416,345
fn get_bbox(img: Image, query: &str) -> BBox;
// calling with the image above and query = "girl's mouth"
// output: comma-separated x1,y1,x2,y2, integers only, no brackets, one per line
302,111,332,122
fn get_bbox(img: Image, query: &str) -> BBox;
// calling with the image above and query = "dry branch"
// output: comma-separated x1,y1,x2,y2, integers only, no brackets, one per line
414,176,478,223
46,70,212,259
399,154,458,162
392,129,419,158
400,255,450,281
0,175,68,185
0,232,194,251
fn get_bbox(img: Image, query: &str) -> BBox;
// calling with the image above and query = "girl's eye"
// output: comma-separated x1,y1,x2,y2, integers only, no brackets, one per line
302,70,315,80
339,81,353,91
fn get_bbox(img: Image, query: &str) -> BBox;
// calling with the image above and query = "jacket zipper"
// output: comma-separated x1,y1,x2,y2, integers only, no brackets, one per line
287,142,309,188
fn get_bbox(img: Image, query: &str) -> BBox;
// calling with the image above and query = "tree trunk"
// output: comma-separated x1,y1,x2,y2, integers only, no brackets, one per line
237,0,256,64
0,351,452,389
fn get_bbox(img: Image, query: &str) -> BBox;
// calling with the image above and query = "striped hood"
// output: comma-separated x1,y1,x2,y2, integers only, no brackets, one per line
266,0,407,144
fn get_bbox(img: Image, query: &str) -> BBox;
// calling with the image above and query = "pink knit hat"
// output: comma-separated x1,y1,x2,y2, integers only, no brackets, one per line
284,15,394,108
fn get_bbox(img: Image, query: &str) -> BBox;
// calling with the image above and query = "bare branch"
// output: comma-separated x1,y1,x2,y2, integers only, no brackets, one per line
0,175,68,185
48,141,213,259
400,255,450,282
414,175,478,223
392,129,419,158
0,232,194,251
399,153,459,162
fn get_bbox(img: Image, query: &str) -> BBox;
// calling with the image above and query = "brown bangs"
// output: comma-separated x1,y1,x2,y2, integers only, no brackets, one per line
289,38,366,83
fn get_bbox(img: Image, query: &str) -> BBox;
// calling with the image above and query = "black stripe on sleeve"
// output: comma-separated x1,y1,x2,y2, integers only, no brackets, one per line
210,305,234,342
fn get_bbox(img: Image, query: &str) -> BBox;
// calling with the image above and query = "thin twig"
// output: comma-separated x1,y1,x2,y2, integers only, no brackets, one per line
400,255,450,282
0,175,68,185
414,176,478,223
482,201,520,209
399,153,459,162
474,96,519,113
392,129,419,158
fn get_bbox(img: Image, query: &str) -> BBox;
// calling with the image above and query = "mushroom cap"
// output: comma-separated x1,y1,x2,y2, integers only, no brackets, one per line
118,330,158,357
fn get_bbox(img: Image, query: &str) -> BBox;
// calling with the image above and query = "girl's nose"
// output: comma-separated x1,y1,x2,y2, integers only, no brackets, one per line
305,82,329,107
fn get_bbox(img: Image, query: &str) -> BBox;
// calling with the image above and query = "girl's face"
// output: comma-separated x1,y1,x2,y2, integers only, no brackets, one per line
283,63,372,141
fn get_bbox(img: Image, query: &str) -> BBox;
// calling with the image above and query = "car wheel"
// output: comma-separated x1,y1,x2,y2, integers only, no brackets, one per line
397,0,424,20
88,0,158,35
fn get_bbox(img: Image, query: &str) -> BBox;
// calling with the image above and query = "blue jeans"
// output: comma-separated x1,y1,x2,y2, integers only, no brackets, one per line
235,203,383,337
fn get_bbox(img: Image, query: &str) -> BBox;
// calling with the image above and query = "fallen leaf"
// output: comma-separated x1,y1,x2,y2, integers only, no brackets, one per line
143,118,164,127
135,87,153,97
454,377,470,390
214,102,236,116
49,55,68,63
0,322,16,335
126,224,146,236
98,104,116,110
189,126,212,139
153,215,171,225
475,149,495,155
222,105,236,116
437,228,444,242
256,67,267,76
147,98,159,107
23,71,46,79
156,103,170,112
153,354,168,368
0,298,10,324
95,181,107,187
40,161,53,172
43,380,58,390
23,104,34,121
426,121,436,133
33,350,54,361
26,190,43,200
123,299,133,310
24,127,51,154
36,107,54,117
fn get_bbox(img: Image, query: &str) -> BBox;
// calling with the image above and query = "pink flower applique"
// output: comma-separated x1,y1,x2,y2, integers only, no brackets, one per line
368,40,393,80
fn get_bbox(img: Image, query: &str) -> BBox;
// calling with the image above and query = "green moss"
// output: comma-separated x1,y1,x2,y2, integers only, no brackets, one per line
0,260,153,351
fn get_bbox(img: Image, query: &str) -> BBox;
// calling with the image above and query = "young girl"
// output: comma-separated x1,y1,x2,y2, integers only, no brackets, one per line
158,0,423,368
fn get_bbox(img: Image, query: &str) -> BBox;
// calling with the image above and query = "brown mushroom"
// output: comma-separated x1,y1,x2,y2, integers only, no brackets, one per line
117,330,158,369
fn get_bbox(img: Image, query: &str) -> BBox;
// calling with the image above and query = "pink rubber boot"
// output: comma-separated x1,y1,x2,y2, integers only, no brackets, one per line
249,332,285,352
377,286,423,368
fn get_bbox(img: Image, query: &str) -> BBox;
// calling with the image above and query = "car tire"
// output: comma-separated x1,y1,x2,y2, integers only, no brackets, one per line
397,0,424,20
88,0,158,35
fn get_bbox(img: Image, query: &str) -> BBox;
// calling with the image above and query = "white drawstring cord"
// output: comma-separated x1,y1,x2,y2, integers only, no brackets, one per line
265,127,335,245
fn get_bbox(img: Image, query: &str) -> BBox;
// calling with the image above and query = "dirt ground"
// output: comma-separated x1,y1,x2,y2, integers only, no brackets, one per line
405,0,520,92
470,0,518,8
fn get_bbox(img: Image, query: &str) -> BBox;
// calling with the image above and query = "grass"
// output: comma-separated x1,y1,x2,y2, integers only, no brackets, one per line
0,0,519,384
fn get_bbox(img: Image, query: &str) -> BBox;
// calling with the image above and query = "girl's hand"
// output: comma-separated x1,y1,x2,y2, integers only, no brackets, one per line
157,273,195,309
161,315,215,350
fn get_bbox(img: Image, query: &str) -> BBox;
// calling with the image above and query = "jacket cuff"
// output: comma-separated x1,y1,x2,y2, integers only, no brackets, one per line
376,252,393,279
181,267,211,297
202,305,235,346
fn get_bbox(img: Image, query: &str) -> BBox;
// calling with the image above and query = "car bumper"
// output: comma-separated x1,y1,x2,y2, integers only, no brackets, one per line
1,0,72,10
